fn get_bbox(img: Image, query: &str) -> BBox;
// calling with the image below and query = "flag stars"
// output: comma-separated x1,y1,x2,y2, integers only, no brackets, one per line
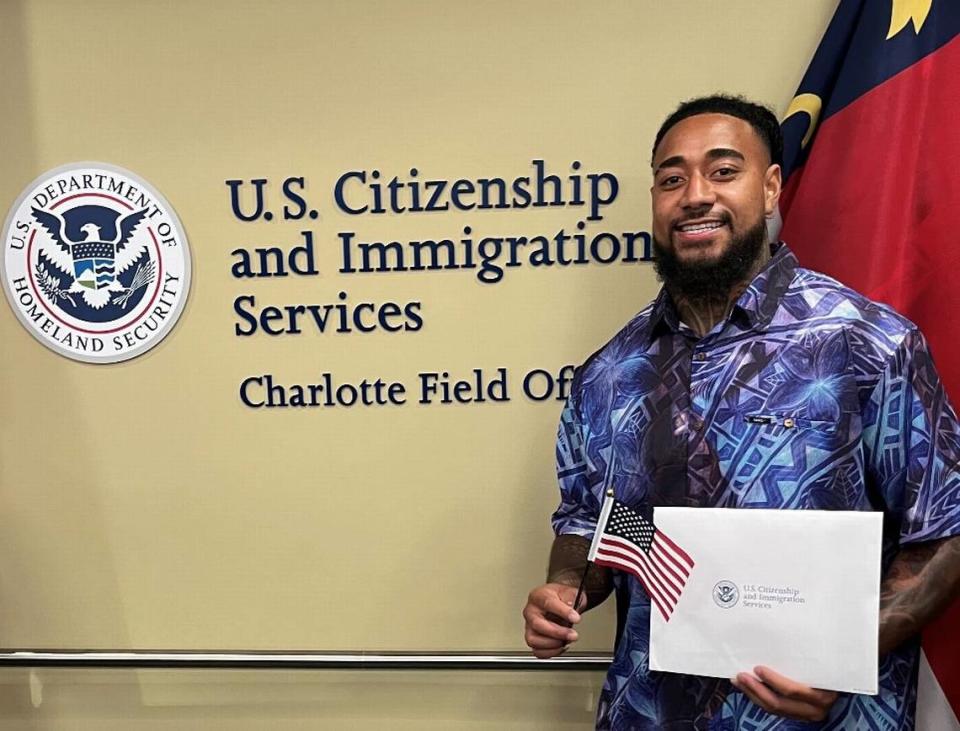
592,498,694,623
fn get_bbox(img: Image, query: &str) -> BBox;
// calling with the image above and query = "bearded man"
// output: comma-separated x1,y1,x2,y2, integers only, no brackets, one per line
522,95,960,729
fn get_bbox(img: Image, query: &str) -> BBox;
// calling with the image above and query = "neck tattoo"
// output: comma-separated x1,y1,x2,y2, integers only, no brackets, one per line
654,217,771,338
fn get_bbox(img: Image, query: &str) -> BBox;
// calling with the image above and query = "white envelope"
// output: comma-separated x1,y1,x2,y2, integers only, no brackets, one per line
648,507,882,695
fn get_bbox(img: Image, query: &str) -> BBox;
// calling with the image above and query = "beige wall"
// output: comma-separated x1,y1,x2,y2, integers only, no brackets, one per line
0,0,836,726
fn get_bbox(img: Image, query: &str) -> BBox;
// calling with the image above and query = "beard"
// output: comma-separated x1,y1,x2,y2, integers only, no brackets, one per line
653,216,768,302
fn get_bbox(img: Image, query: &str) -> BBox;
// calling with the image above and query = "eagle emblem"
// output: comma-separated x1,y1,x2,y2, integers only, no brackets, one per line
2,162,190,363
713,580,739,608
30,205,156,310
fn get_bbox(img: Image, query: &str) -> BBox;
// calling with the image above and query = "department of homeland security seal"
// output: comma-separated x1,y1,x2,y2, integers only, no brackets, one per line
713,580,739,609
1,162,190,363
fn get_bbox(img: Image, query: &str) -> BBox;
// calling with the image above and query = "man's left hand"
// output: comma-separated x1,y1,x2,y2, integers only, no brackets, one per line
731,666,838,722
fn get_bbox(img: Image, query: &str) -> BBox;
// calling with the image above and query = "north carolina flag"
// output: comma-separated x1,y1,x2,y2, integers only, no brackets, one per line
779,1,960,727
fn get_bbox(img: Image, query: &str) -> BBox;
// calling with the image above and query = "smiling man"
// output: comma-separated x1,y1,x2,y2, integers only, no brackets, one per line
522,95,960,729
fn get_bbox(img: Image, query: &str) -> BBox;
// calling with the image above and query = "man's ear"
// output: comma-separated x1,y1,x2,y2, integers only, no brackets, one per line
764,164,782,217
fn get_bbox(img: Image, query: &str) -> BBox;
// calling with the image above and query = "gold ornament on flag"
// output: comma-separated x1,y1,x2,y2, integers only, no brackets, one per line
783,93,822,150
887,0,932,39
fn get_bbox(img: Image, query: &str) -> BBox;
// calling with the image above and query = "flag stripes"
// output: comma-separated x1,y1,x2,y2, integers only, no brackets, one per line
587,496,694,621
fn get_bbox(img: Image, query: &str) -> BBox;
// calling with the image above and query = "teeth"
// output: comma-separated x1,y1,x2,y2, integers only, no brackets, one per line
679,222,723,233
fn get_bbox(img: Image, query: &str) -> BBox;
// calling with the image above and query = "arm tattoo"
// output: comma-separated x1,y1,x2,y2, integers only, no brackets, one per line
547,534,613,610
879,535,960,655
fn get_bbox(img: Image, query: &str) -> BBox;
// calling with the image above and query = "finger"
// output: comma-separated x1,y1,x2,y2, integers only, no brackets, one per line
521,599,578,632
732,673,822,721
524,629,571,658
524,631,568,651
521,596,551,622
527,614,578,643
521,602,540,624
541,594,581,624
753,666,837,706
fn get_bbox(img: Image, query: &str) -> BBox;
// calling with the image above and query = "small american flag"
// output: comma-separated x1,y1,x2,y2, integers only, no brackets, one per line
587,496,695,621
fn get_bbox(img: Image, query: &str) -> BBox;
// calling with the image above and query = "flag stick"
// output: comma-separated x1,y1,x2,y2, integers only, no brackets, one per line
571,488,614,617
571,561,590,615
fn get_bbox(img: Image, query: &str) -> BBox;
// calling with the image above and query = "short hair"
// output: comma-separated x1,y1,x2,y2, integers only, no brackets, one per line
652,94,783,167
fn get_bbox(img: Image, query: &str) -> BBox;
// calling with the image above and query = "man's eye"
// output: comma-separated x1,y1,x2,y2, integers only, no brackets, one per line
714,167,737,178
661,175,682,187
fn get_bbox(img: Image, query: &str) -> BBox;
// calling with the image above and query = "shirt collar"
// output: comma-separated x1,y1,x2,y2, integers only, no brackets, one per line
733,241,797,329
646,242,797,343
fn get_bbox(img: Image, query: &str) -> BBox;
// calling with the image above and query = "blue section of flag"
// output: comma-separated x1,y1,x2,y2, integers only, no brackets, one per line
782,0,960,180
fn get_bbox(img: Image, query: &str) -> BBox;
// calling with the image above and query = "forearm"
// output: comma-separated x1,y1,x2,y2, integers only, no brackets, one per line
879,535,960,655
547,534,614,610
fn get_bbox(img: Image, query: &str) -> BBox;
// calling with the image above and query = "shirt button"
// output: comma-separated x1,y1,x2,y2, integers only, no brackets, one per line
690,417,705,431
783,417,795,428
693,352,707,362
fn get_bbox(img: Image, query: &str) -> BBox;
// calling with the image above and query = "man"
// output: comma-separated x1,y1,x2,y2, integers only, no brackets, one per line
522,95,960,729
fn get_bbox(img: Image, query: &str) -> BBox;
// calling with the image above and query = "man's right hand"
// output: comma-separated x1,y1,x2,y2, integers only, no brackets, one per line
522,582,584,658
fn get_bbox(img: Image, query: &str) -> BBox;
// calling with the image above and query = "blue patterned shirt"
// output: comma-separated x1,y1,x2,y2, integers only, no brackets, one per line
552,243,960,730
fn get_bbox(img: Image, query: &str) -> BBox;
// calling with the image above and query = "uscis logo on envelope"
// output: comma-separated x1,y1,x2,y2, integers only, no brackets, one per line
648,507,882,695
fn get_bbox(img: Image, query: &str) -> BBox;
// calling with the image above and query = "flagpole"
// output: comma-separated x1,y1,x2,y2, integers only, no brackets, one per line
573,488,615,616
571,563,590,616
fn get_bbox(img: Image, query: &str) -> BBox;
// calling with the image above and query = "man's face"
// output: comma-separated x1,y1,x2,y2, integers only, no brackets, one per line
650,113,781,268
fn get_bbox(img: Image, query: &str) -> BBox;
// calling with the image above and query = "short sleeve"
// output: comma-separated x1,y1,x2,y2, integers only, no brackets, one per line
862,329,960,543
551,394,603,538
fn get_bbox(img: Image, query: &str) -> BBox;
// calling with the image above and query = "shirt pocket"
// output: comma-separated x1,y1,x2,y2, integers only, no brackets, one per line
737,410,869,510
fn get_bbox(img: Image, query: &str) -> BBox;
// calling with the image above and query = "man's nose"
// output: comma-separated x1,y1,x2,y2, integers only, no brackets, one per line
680,172,716,209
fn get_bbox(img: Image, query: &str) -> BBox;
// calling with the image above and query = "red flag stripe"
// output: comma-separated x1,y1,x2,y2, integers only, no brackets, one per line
598,537,682,602
648,541,687,588
594,554,672,622
639,544,685,599
602,533,688,600
602,532,690,599
595,542,679,604
651,538,693,580
597,545,678,611
594,546,678,613
653,536,694,577
593,554,671,618
654,528,695,568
